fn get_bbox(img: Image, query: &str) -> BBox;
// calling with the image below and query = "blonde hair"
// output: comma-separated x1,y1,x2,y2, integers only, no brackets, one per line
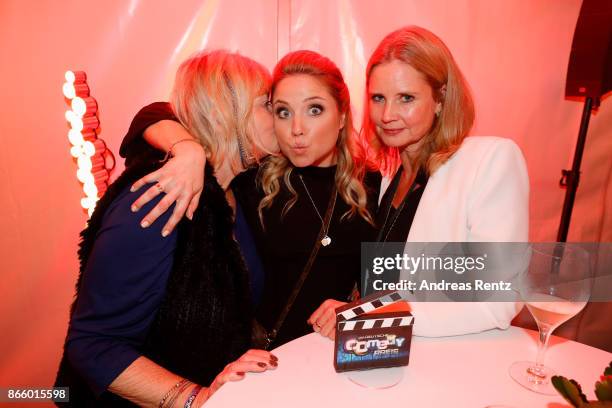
257,50,373,225
170,50,271,173
362,26,475,176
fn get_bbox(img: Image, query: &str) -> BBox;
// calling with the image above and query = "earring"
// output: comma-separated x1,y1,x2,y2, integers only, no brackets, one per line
237,135,256,169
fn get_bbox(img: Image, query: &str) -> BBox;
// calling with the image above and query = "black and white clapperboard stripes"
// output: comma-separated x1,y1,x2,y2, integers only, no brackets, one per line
337,315,414,332
336,291,403,322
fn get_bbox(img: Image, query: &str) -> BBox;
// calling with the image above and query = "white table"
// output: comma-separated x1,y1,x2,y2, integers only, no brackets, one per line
207,327,610,407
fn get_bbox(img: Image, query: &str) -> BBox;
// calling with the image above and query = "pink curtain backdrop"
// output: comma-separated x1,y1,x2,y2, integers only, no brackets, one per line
1,0,610,398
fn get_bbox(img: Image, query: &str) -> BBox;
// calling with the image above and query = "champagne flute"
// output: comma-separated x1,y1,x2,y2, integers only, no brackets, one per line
509,243,591,395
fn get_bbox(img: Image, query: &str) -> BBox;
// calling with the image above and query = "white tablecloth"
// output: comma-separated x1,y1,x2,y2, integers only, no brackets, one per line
207,326,611,407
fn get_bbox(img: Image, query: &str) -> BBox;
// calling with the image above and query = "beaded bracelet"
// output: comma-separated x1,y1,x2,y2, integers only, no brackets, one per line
184,385,202,408
159,378,188,408
163,379,193,408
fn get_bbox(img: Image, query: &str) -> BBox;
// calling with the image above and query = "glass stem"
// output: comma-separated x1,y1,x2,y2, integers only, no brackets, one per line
534,324,552,374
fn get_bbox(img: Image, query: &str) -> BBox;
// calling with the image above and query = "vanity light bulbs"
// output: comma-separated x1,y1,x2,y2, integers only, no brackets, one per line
64,70,110,217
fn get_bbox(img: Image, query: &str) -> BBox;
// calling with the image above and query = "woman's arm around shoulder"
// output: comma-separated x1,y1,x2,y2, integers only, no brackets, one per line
120,102,206,236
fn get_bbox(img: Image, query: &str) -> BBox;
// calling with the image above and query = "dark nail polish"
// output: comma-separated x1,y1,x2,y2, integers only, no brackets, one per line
257,362,266,368
270,360,278,367
237,372,245,376
270,354,278,361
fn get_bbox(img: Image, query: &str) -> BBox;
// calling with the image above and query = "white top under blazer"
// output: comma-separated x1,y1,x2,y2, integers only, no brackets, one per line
379,136,529,337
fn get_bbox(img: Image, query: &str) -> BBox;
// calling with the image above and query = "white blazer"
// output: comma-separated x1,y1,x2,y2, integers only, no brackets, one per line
379,136,529,337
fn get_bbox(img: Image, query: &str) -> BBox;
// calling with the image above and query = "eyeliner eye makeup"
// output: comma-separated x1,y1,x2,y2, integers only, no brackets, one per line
275,107,290,119
308,104,324,115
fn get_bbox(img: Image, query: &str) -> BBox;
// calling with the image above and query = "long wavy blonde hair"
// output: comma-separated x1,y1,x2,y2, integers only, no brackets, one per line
361,26,475,176
170,50,271,174
257,50,373,225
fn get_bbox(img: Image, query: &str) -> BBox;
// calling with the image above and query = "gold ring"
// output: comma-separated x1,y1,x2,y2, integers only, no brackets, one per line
156,183,164,193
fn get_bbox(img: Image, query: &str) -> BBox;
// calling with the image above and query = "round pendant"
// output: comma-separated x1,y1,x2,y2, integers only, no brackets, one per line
321,235,332,247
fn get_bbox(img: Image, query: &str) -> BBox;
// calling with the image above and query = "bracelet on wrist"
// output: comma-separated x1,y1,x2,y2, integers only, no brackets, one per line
159,378,189,408
160,139,201,163
183,385,202,408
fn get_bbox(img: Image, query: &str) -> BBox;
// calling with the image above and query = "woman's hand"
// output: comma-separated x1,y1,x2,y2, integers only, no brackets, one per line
131,131,206,237
206,349,278,399
308,299,347,340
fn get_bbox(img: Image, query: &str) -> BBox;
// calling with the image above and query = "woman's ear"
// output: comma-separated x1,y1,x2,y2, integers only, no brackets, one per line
339,112,346,131
435,84,447,115
438,84,447,101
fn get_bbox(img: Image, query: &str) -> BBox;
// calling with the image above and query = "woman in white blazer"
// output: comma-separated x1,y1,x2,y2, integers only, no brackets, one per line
356,26,529,337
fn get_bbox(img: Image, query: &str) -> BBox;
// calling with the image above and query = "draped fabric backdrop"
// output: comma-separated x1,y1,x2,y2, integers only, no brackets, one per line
1,0,610,397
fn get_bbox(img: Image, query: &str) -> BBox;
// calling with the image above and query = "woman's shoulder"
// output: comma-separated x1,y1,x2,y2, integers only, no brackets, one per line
429,136,527,184
94,183,177,250
441,136,525,171
458,136,522,156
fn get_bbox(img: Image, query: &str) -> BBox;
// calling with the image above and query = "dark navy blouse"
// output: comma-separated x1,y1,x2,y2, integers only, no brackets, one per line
65,184,264,396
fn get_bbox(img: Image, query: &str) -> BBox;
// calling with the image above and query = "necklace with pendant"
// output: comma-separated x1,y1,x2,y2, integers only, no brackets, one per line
298,175,333,246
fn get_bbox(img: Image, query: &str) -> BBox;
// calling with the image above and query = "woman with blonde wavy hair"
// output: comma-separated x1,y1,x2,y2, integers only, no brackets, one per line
252,50,378,345
119,50,380,347
54,50,279,407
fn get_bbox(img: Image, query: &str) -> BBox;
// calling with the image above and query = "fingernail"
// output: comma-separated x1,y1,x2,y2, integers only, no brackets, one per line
131,206,138,212
237,372,245,376
186,213,193,221
141,221,150,228
130,186,136,192
270,354,278,361
162,230,169,237
270,360,278,367
257,362,266,368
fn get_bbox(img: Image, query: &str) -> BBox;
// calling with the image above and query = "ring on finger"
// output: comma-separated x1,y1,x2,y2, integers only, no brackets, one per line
156,182,164,193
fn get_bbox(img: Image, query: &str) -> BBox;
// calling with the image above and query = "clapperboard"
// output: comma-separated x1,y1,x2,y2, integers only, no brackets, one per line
334,290,413,372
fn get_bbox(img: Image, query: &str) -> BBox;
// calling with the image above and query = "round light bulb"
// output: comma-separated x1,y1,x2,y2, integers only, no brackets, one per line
70,145,83,158
81,196,96,209
83,141,96,157
72,97,86,117
65,110,77,122
77,169,94,184
77,155,93,171
71,116,84,132
63,82,76,99
68,129,84,146
83,182,98,198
